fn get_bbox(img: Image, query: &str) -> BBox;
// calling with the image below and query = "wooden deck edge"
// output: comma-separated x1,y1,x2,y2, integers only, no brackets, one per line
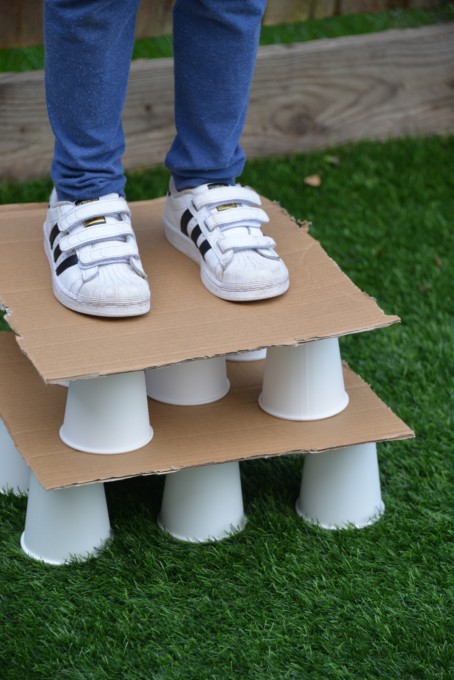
0,24,453,180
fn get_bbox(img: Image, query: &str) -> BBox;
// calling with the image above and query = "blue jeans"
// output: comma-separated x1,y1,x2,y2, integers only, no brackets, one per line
44,0,266,201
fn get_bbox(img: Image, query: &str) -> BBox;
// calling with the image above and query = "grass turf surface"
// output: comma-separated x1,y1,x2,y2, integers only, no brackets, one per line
0,135,453,678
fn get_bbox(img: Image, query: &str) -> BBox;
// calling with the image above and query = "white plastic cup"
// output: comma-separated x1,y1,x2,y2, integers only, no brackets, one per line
158,462,246,542
21,473,111,565
60,371,153,454
146,357,230,405
226,349,267,362
296,443,385,529
258,338,349,421
0,417,30,494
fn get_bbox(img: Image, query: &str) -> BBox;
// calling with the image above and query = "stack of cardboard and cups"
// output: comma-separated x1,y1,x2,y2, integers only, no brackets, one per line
226,349,267,362
296,443,384,529
21,473,111,564
158,462,246,542
146,357,230,405
259,338,349,420
60,371,153,454
0,417,30,494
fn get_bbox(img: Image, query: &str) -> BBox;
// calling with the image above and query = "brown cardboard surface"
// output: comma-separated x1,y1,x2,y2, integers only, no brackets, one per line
0,198,399,383
0,333,413,490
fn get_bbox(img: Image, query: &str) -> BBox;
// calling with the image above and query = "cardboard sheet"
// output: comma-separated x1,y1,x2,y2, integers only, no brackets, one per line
0,333,413,490
0,198,399,383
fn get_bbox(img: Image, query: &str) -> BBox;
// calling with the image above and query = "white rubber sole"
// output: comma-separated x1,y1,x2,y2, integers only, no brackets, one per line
163,218,289,302
43,224,150,317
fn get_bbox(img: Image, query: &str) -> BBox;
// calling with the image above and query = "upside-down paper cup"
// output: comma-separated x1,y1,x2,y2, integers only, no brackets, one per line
158,462,246,542
146,357,230,405
21,473,111,565
60,371,153,454
0,418,30,494
296,443,385,529
226,349,267,362
258,338,349,421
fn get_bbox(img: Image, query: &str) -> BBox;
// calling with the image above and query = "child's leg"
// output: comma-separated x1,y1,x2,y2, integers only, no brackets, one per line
166,0,267,189
164,0,289,302
43,0,150,317
44,0,141,202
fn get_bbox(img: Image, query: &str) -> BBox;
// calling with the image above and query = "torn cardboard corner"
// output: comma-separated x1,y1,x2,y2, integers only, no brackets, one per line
0,333,413,490
0,197,399,383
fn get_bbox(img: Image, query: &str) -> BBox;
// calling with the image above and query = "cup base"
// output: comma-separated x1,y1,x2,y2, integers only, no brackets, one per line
258,392,349,421
59,425,153,454
157,514,247,543
295,500,385,530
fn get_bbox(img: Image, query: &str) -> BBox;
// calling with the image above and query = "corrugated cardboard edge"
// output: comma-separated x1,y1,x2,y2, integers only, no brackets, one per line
0,333,414,490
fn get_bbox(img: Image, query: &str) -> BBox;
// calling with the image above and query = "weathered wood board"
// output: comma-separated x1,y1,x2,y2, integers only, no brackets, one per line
0,24,453,180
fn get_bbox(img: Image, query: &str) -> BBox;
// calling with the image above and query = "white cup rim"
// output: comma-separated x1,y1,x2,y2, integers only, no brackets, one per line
295,500,385,530
258,392,349,421
59,425,153,455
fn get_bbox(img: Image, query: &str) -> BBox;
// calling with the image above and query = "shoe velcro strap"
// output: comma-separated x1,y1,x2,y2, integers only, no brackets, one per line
193,186,261,211
78,240,139,266
205,207,269,231
218,235,276,254
58,197,130,232
59,222,135,252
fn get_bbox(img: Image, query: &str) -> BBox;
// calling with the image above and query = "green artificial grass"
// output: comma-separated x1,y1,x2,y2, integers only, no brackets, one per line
1,135,453,678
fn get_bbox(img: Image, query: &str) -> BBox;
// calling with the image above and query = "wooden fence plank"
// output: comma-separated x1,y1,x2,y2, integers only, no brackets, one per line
1,3,20,47
262,0,312,25
136,0,174,40
0,0,443,48
313,1,338,20
0,24,453,181
339,1,404,14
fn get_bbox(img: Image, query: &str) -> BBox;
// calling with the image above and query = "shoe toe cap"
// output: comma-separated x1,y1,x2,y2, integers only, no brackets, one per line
220,251,289,288
80,266,150,306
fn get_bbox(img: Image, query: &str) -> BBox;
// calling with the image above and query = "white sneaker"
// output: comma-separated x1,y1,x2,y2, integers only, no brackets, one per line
43,190,150,317
163,180,289,301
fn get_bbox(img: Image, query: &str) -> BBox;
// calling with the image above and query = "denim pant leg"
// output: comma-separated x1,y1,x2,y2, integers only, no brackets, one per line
165,0,267,190
45,0,266,200
44,0,140,202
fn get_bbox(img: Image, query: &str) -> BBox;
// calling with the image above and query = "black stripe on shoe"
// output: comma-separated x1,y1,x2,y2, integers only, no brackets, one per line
180,210,212,259
53,244,62,263
190,225,202,246
199,240,212,260
180,209,193,236
49,224,60,249
56,254,78,276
